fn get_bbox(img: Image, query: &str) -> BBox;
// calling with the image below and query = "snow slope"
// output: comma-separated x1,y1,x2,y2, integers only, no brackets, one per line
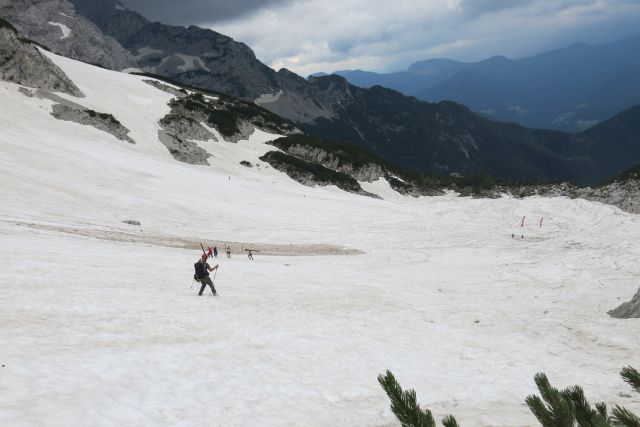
1,51,639,426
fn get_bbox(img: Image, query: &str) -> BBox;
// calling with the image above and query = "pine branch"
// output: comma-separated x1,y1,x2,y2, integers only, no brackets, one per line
596,403,609,419
621,367,640,394
378,370,436,427
441,414,460,427
532,373,575,427
563,385,590,426
526,394,555,427
612,405,640,427
563,385,611,426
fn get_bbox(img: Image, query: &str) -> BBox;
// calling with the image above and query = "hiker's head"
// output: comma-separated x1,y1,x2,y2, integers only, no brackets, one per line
201,253,208,261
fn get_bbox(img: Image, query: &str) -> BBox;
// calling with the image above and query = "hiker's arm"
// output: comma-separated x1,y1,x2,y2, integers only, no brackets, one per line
208,264,219,272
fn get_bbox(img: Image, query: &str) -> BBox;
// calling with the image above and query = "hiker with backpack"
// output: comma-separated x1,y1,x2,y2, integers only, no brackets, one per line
194,253,219,296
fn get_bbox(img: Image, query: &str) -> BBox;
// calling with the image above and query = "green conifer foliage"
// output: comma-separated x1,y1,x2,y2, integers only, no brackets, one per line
377,370,458,427
379,367,640,427
621,367,640,394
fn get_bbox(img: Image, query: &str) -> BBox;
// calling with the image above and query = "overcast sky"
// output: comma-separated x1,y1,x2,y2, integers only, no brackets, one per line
119,0,640,76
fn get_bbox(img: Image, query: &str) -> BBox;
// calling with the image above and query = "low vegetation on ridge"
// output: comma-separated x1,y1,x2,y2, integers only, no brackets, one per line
135,72,298,138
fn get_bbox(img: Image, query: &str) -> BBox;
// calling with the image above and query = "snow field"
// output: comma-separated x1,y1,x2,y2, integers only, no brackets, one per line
1,51,639,426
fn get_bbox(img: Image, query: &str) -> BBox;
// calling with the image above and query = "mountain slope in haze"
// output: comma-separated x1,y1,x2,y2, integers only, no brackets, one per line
325,58,468,97
579,104,640,176
331,35,640,132
303,83,640,186
8,0,639,186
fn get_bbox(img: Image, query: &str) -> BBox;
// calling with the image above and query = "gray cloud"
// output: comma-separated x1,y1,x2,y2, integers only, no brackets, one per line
119,0,292,25
458,0,534,16
119,0,640,76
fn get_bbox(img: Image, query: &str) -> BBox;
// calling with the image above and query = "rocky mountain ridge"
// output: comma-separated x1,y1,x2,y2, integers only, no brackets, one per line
0,18,82,96
1,21,639,212
2,0,639,187
0,0,133,70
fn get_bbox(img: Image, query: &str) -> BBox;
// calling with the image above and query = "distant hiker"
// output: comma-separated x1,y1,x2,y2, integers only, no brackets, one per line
194,253,219,296
247,250,254,260
213,246,218,257
206,246,214,258
226,246,231,258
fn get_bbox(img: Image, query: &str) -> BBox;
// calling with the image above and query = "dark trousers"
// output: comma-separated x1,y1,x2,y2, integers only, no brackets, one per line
198,276,217,295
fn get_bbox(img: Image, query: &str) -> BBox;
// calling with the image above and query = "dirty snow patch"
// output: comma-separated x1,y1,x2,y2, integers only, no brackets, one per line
176,54,211,73
255,90,283,105
48,22,71,39
359,177,406,200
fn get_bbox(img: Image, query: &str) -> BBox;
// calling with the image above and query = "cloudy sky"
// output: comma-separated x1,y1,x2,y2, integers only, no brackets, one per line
119,0,640,76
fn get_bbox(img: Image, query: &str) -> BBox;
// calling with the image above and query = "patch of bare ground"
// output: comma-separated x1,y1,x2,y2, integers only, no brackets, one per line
6,220,362,256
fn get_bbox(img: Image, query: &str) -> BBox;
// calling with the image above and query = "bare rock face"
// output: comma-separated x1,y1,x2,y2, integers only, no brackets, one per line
284,144,386,183
0,25,82,96
515,172,640,215
0,0,133,70
51,104,134,143
157,130,211,166
143,79,187,99
578,179,640,215
609,287,640,319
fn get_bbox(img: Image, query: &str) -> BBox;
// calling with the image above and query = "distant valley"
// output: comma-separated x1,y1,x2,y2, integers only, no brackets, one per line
326,34,640,132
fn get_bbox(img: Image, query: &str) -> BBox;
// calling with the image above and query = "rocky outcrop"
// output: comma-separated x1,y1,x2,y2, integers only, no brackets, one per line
160,114,217,144
142,79,186,98
51,104,134,143
155,92,217,164
259,151,379,198
0,25,82,96
499,176,640,215
19,87,134,143
265,134,446,198
577,174,640,215
0,0,133,70
608,287,640,319
157,130,210,166
152,79,300,164
284,144,386,182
